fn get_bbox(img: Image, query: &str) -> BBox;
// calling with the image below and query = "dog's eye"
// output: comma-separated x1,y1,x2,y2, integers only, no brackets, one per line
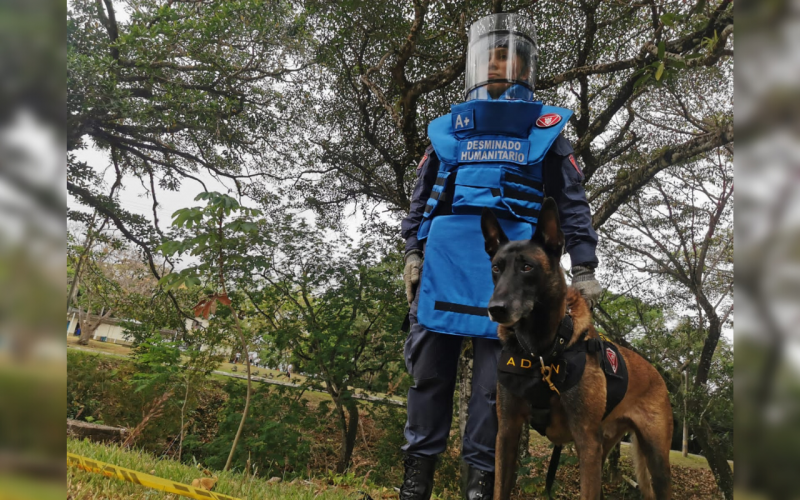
491,265,500,274
522,263,533,273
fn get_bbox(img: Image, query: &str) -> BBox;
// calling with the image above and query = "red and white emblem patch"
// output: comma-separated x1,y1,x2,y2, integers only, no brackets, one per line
417,153,429,171
568,154,582,174
606,347,618,374
536,113,562,128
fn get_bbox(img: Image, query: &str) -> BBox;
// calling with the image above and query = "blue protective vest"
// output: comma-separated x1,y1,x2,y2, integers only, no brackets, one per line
416,100,572,339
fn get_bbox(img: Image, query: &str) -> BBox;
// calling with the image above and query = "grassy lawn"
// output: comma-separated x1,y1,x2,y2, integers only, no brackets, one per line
67,334,305,383
67,335,133,356
217,360,308,384
67,433,726,500
68,438,392,500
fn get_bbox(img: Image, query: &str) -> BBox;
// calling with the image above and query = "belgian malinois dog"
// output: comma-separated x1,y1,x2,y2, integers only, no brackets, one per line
481,200,673,500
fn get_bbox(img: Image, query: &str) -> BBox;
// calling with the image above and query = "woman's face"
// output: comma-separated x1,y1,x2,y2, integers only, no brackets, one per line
485,47,528,98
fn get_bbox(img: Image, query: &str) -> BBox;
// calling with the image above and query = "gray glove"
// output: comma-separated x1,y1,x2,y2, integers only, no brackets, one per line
404,250,423,305
572,265,602,308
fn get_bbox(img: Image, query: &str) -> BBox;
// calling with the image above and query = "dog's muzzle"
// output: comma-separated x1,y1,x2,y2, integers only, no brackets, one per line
487,301,511,324
488,298,533,326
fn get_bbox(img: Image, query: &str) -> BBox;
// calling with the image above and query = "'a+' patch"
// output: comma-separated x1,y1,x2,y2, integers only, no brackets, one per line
453,109,475,131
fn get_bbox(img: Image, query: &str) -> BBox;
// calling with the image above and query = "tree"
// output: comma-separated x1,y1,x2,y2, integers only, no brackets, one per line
275,0,733,228
68,214,165,345
599,152,734,497
246,215,407,473
158,192,267,471
595,294,733,455
68,0,734,243
67,0,312,313
130,327,224,460
160,193,407,473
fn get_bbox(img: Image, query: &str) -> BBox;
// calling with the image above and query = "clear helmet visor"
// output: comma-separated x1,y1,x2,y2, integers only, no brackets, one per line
465,13,538,100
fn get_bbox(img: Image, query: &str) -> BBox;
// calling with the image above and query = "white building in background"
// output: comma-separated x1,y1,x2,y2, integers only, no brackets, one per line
66,309,146,344
66,310,231,357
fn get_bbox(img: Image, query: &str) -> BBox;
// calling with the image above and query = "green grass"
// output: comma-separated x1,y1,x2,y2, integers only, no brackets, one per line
67,335,133,356
68,438,389,500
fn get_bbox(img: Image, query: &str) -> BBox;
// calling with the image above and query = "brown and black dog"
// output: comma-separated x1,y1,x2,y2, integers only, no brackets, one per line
481,199,673,500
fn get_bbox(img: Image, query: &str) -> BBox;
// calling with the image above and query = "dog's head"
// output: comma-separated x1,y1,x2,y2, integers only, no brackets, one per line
480,198,567,327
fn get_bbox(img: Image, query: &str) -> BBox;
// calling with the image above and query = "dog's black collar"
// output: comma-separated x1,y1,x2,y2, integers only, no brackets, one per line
515,314,575,366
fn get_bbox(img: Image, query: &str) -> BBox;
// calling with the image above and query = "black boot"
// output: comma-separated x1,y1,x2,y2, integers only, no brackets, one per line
399,455,437,500
463,464,494,500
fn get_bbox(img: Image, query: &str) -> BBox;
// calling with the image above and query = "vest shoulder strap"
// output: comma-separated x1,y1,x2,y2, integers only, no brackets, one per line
428,114,458,165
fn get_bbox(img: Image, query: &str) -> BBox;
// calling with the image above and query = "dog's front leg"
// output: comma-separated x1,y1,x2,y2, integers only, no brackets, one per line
562,382,605,499
494,383,529,500
574,428,603,499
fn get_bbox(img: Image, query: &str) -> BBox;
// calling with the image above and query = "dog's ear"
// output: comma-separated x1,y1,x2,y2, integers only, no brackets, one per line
532,198,564,255
481,208,508,258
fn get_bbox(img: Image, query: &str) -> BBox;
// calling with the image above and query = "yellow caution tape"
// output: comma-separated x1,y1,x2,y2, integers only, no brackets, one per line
67,452,241,500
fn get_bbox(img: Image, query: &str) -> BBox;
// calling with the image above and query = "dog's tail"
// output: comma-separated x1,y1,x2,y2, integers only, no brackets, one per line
631,433,655,499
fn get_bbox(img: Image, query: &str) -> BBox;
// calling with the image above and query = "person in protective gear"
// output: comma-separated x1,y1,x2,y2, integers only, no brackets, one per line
398,13,601,500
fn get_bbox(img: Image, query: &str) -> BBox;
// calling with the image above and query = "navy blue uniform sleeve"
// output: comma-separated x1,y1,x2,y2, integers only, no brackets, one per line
401,145,439,253
543,135,599,268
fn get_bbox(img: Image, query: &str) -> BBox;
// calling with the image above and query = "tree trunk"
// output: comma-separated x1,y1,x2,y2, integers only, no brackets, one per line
336,399,359,474
78,322,97,345
689,301,733,497
178,378,190,462
68,213,104,310
77,308,113,345
224,351,252,471
693,420,734,500
67,419,127,443
458,339,474,442
682,370,689,457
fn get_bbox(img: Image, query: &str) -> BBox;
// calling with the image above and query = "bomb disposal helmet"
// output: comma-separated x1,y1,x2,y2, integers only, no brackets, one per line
464,13,538,101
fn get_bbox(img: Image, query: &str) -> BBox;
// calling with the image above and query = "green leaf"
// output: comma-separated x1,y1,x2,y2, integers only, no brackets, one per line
185,276,201,287
660,13,676,27
240,222,259,233
634,72,652,90
657,41,665,60
666,59,687,70
655,62,665,81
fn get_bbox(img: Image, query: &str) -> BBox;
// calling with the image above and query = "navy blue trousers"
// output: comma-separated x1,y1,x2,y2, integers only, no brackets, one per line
402,278,502,472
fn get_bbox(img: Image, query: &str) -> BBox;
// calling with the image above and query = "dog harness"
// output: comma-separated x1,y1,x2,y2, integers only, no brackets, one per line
416,99,572,338
497,316,629,435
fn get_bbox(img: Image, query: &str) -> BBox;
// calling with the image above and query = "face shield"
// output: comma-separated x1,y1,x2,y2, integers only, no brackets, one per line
464,13,538,101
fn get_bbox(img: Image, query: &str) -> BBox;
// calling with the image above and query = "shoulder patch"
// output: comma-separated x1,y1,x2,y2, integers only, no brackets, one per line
606,347,618,374
568,154,582,175
536,113,562,128
417,153,429,171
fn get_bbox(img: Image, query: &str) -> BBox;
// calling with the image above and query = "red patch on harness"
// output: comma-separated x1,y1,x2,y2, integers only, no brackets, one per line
606,347,618,374
417,153,429,171
536,113,562,128
568,154,582,174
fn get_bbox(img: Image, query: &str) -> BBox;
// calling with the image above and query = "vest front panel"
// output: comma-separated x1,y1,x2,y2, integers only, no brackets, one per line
416,101,572,338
